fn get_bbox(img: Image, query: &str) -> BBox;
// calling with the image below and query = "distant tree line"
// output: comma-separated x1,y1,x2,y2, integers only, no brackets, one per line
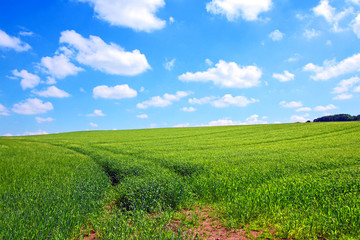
313,114,360,122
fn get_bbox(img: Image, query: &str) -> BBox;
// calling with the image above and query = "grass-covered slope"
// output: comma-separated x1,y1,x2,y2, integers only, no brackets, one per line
1,122,360,239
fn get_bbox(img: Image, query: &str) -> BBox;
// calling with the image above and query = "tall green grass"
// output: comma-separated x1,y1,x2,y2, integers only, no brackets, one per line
1,122,360,239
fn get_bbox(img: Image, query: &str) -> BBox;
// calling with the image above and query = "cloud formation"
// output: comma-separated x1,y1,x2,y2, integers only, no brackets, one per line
12,98,53,115
35,117,55,123
77,0,166,32
0,104,10,116
206,0,272,21
280,101,303,108
60,30,150,76
12,69,40,90
179,60,261,88
137,91,191,109
86,109,105,117
40,54,83,79
304,53,360,80
33,86,71,98
189,94,258,108
273,70,295,82
0,29,31,52
314,104,337,111
269,29,283,41
93,85,137,99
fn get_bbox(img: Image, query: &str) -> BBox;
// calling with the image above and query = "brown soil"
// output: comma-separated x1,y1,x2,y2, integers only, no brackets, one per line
170,207,269,240
82,230,97,240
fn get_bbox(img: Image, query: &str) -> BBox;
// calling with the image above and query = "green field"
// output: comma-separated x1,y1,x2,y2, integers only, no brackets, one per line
1,122,360,239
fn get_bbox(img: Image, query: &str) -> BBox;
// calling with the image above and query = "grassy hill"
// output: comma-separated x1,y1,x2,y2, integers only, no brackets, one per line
1,122,360,239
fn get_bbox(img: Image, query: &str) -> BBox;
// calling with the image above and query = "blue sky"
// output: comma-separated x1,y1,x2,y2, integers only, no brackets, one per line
1,0,360,135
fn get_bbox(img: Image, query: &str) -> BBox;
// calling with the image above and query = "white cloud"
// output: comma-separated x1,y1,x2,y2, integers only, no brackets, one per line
137,114,149,119
19,31,34,37
35,117,55,123
296,107,312,112
206,0,272,21
303,28,321,39
0,29,31,52
211,94,259,107
354,85,360,92
280,101,303,108
272,70,295,82
33,86,71,98
269,29,284,41
181,107,196,112
164,58,176,71
348,0,360,5
60,30,150,76
23,130,48,136
77,0,166,32
314,104,337,111
205,58,213,66
90,122,98,127
313,0,354,32
12,98,53,115
46,77,57,85
353,13,360,38
173,123,190,128
40,54,83,79
3,133,13,137
179,60,262,88
12,69,40,90
303,53,360,80
87,109,106,117
0,104,10,116
189,94,258,108
333,93,353,100
93,84,137,99
137,91,191,109
290,114,310,122
202,115,267,127
169,17,175,23
332,76,360,93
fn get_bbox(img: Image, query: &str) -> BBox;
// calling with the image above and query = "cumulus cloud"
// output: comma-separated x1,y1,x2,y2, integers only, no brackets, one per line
93,84,137,99
23,130,48,136
206,0,272,21
280,101,303,108
0,104,10,116
303,28,321,39
303,53,360,80
269,29,284,41
296,107,312,112
314,104,337,111
40,54,83,79
352,13,360,38
313,0,353,32
290,114,310,122
179,60,262,88
181,107,196,112
90,122,98,127
12,69,40,90
173,123,190,128
205,58,213,66
136,114,148,119
32,86,71,98
35,117,55,123
273,70,295,82
354,85,360,92
76,0,166,32
86,109,105,117
202,115,267,127
0,29,31,52
60,30,150,76
137,91,191,109
12,98,53,115
333,93,353,100
164,58,176,71
332,76,360,93
189,94,258,108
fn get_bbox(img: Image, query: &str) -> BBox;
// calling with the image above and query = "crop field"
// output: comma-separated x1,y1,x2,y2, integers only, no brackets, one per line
1,122,360,239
